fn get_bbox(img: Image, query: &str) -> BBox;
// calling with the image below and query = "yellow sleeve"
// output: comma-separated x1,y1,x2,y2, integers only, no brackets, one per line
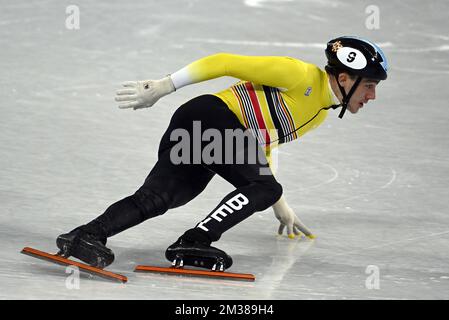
171,53,307,91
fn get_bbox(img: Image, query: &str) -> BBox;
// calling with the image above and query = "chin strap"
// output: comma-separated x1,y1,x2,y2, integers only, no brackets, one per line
336,76,362,119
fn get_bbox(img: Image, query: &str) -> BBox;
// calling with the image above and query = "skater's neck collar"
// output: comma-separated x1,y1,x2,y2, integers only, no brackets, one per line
328,76,340,105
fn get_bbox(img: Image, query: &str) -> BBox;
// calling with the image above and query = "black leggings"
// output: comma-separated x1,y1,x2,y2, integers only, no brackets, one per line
82,95,283,243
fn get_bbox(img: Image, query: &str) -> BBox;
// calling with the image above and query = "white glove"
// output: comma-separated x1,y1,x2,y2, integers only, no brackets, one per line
272,196,316,239
114,76,175,110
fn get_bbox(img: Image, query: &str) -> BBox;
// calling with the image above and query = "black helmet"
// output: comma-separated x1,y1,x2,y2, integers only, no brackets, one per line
325,36,388,118
325,36,388,80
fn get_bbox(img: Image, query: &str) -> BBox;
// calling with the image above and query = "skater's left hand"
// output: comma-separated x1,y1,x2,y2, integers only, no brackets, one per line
272,196,316,239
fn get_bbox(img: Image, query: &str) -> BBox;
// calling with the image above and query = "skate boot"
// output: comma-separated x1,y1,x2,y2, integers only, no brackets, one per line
165,237,233,272
56,227,114,269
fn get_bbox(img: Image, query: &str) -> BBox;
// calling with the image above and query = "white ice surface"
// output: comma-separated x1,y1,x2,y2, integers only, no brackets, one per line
1,0,449,299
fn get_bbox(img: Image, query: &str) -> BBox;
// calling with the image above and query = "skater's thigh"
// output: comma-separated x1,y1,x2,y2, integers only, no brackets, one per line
205,137,276,188
140,151,215,209
209,161,276,189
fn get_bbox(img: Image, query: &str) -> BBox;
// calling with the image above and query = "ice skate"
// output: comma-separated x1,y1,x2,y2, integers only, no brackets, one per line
134,237,255,281
56,227,114,269
21,228,124,283
21,247,127,283
165,237,233,271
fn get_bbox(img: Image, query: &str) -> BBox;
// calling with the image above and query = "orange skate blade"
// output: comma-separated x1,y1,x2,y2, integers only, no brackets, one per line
21,247,128,283
134,265,255,282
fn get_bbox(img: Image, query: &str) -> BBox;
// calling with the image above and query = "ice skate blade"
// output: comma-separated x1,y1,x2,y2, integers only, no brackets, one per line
21,247,127,283
134,265,255,282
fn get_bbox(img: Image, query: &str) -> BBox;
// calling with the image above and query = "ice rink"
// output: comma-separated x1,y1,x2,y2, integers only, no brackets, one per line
1,0,448,299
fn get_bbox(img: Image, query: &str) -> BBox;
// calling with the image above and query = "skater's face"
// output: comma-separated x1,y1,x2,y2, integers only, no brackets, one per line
334,73,379,114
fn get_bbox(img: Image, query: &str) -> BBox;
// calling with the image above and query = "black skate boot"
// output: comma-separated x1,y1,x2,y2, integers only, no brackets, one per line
165,236,233,272
56,227,114,269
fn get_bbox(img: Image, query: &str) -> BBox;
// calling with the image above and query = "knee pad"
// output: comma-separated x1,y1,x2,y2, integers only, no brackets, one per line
269,181,283,204
132,186,172,220
253,180,283,211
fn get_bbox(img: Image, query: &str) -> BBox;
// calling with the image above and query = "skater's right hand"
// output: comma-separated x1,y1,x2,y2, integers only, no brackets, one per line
115,76,175,110
272,196,316,239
